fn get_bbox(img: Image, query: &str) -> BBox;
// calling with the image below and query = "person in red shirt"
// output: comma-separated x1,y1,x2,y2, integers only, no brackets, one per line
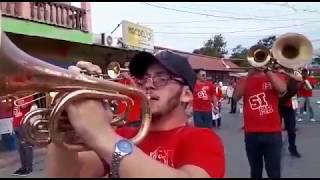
12,94,36,176
115,72,142,127
297,68,318,122
233,67,287,178
47,50,225,178
192,69,217,128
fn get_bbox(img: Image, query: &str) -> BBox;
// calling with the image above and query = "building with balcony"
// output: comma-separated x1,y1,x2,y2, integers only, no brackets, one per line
1,2,137,71
0,2,140,151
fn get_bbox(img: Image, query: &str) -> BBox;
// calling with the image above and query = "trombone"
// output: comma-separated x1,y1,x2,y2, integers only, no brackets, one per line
13,92,47,107
76,61,129,80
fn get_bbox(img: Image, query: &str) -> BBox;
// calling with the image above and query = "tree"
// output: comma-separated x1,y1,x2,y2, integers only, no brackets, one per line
230,45,248,59
257,35,276,49
193,34,228,58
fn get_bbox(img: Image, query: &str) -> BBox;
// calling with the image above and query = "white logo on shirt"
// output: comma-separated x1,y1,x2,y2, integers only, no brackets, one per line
197,86,209,100
248,92,273,116
149,146,174,167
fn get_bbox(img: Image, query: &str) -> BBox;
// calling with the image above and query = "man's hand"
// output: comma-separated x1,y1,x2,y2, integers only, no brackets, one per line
64,62,118,154
65,99,116,152
277,68,286,74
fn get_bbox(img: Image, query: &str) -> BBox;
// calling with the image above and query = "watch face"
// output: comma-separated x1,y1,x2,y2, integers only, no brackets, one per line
117,139,133,154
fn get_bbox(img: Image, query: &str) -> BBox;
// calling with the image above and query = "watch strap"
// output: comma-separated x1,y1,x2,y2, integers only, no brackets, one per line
110,152,123,178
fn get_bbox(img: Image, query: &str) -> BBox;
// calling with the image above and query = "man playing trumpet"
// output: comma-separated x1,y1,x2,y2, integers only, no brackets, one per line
47,50,225,178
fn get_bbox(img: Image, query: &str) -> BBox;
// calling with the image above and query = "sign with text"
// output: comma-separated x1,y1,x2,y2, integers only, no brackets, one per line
122,20,154,52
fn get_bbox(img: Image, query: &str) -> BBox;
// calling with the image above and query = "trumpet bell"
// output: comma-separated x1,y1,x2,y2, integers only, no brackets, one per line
247,44,271,67
272,33,313,69
107,61,121,79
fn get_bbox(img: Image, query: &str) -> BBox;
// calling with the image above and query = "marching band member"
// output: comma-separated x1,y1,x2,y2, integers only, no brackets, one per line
192,69,217,129
277,67,303,158
12,95,37,176
233,67,287,178
47,50,225,178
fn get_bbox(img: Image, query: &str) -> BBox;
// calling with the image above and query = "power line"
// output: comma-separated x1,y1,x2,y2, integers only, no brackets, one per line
179,2,298,18
153,20,320,35
140,2,320,22
152,2,303,20
139,20,234,25
140,20,320,32
262,2,320,15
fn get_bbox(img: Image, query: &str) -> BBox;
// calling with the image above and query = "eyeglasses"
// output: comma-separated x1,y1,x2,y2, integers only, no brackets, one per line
136,74,185,89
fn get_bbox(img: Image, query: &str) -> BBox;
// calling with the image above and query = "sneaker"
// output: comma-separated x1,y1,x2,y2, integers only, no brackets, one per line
310,118,316,122
297,118,303,122
12,168,32,177
303,111,307,114
12,168,24,176
290,151,302,158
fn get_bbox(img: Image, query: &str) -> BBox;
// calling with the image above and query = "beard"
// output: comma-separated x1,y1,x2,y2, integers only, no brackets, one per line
151,88,182,121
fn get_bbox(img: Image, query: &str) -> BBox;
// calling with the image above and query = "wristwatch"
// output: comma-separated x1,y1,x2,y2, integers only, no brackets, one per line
110,139,134,178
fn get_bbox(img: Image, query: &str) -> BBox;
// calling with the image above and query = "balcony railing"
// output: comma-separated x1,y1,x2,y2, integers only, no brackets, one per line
1,2,19,16
1,2,88,32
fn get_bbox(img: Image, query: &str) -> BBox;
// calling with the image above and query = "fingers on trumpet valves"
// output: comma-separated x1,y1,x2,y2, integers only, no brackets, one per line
68,65,82,73
71,61,103,77
76,61,93,69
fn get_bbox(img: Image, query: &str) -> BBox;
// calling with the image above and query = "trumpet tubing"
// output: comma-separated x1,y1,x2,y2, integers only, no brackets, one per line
0,13,151,151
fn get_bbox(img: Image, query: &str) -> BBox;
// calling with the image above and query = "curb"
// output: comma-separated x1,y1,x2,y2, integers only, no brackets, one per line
0,148,47,169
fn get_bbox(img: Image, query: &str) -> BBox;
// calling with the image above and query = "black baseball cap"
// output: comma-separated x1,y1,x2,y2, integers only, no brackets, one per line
129,50,196,92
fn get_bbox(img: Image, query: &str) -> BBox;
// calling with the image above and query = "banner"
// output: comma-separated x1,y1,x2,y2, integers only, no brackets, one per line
122,20,154,52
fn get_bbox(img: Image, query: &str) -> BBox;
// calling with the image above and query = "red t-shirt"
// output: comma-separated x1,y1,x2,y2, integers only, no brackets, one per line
193,81,215,112
116,78,141,123
242,73,283,132
298,76,318,97
106,126,225,178
12,96,34,128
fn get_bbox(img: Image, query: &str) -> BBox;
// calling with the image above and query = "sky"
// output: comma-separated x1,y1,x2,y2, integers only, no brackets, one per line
73,2,320,55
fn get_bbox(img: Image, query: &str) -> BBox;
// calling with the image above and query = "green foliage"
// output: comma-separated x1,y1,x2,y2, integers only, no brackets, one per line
193,34,228,58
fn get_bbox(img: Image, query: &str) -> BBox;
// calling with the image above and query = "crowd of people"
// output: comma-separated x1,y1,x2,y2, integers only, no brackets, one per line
0,49,318,178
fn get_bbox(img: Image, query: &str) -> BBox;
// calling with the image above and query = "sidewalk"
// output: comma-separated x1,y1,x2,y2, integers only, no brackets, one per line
0,148,47,169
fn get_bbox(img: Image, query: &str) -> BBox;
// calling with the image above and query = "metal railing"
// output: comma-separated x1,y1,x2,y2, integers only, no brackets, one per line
1,2,88,32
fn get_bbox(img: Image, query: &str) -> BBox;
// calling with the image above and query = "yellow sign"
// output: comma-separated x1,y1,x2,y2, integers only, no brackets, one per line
122,20,154,51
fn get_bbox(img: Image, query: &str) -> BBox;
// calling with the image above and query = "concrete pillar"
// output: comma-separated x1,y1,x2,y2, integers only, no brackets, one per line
81,2,92,32
19,2,31,19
